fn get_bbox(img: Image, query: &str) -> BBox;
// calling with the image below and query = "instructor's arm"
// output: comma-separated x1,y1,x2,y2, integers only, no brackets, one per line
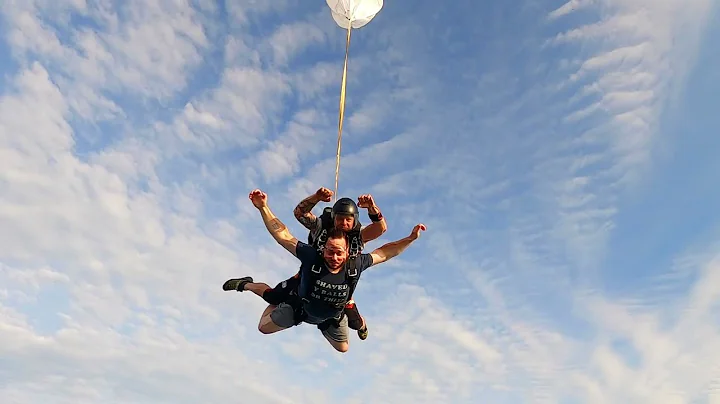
249,189,299,257
358,194,388,243
293,187,333,231
369,224,426,266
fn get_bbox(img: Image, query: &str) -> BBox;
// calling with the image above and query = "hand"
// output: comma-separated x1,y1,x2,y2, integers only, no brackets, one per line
248,189,268,209
357,194,376,209
315,187,334,202
409,224,426,240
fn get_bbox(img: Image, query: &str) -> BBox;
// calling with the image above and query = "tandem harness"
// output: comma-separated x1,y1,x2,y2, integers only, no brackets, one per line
289,255,361,331
282,206,364,329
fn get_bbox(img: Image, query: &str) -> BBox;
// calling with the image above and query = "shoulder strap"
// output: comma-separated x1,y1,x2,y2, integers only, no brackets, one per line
298,253,325,299
347,230,363,257
310,259,323,275
345,256,360,300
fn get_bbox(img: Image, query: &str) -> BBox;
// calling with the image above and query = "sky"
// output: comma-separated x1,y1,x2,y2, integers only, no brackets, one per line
1,0,719,403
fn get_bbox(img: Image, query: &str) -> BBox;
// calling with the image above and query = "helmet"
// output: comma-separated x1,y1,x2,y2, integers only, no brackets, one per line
332,197,359,226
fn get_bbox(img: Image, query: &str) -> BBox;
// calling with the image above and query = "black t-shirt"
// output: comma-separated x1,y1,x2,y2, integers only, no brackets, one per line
295,241,373,323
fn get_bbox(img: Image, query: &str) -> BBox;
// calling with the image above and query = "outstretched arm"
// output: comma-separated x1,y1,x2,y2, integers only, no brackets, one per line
358,194,388,243
293,187,333,231
259,206,299,257
369,224,426,266
250,189,300,256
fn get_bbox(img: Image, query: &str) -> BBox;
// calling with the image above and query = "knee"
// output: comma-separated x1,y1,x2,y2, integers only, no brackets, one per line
334,342,349,353
258,312,279,334
258,323,273,334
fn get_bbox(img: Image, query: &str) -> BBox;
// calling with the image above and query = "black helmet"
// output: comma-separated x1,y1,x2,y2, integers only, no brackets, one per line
332,197,359,226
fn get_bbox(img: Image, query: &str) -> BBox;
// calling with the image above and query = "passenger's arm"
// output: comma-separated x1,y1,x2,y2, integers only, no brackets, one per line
358,194,387,243
259,205,300,257
369,224,426,266
293,187,333,231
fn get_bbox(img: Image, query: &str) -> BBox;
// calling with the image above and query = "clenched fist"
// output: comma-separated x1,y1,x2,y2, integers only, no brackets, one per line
315,187,334,202
248,189,268,209
357,194,376,209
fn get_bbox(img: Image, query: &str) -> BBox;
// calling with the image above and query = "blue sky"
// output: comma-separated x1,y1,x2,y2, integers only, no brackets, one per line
1,0,719,403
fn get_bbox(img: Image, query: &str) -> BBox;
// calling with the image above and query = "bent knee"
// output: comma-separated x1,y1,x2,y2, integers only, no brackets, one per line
258,323,274,334
334,341,349,353
258,312,285,334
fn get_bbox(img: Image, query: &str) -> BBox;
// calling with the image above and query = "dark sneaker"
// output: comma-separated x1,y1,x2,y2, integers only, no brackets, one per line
358,325,368,340
223,276,253,291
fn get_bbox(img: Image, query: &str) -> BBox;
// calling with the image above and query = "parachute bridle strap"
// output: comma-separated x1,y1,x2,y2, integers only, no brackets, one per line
333,21,352,201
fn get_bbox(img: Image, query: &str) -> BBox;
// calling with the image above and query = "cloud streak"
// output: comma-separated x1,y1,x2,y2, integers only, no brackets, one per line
1,0,719,403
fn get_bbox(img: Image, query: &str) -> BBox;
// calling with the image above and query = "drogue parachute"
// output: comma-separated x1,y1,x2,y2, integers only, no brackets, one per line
325,0,383,200
326,0,384,29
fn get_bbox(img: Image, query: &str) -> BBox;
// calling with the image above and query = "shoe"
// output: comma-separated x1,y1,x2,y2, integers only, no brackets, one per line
223,276,253,291
357,325,368,340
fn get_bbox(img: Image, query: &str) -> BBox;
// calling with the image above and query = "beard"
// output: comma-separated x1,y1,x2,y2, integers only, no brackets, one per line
326,260,344,270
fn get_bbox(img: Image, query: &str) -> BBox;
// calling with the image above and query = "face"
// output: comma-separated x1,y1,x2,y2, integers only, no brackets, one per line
334,214,355,232
323,237,349,269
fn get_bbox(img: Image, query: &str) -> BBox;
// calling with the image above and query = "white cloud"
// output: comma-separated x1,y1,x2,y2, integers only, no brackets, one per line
3,0,210,112
0,60,320,404
265,21,328,65
1,0,718,402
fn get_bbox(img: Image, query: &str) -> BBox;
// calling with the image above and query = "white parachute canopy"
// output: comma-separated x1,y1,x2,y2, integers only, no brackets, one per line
326,0,383,29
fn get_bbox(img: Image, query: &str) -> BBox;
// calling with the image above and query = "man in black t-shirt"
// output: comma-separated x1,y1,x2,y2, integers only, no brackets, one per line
260,187,386,341
224,189,426,353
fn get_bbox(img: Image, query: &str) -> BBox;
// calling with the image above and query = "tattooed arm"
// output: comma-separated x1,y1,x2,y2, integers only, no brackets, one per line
293,188,332,231
258,205,299,257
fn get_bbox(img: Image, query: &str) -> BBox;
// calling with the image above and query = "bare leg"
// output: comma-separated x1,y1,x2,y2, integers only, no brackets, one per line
244,282,271,298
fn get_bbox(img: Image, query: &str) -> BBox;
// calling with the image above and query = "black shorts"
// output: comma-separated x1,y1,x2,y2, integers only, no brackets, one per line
262,274,300,305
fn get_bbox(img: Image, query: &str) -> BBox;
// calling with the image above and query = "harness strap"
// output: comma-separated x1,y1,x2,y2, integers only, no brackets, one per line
297,253,361,329
345,256,359,300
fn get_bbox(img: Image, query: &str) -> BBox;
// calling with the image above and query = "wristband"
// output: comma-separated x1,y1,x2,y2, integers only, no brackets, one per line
369,211,383,222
